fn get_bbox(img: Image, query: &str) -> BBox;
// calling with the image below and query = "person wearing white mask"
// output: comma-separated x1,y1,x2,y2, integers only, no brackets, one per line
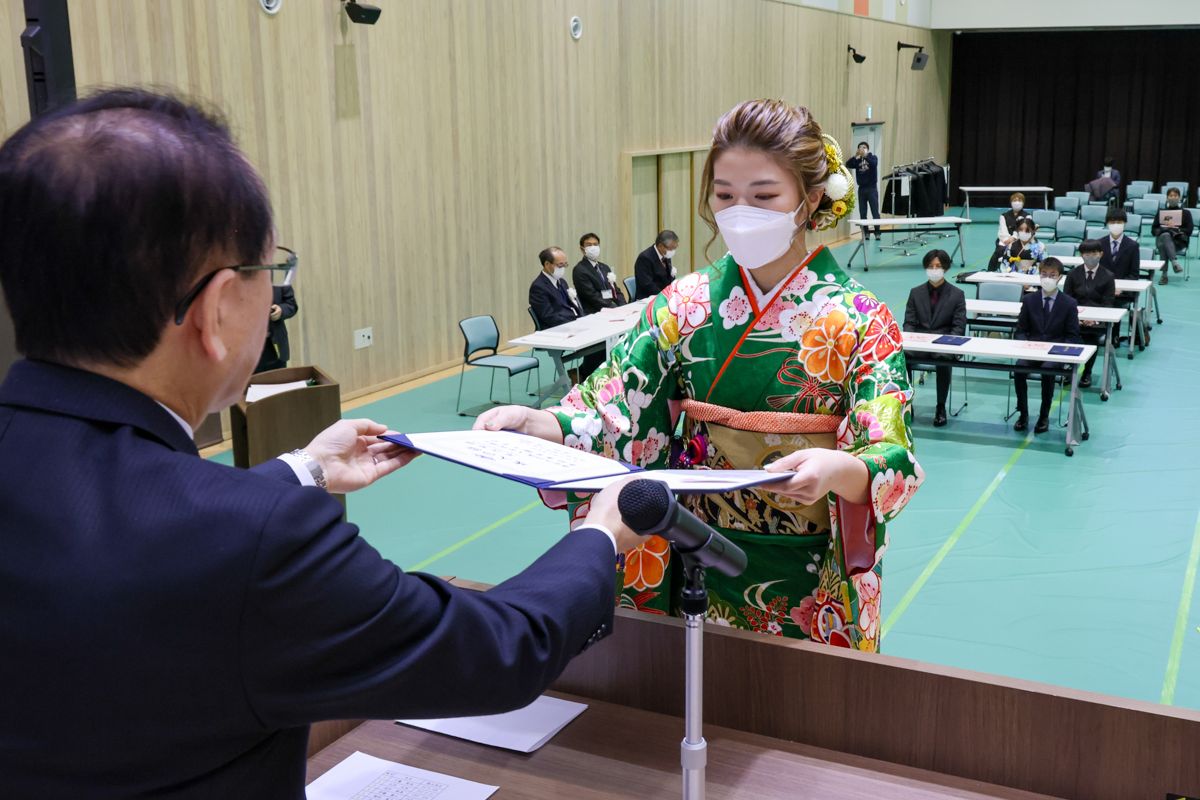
903,249,967,427
477,99,923,652
1098,207,1143,345
986,192,1034,270
1063,239,1117,389
572,232,627,314
528,246,603,380
1150,187,1192,283
633,229,679,299
1012,258,1081,434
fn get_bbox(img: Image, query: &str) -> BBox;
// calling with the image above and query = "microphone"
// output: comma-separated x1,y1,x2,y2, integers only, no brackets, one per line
617,479,747,577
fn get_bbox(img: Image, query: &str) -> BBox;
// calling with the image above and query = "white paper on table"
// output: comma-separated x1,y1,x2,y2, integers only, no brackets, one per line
246,380,310,403
397,695,586,753
305,751,497,800
399,430,633,485
549,469,790,494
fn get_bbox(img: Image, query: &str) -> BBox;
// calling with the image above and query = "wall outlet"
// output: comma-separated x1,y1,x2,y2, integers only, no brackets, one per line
354,327,373,350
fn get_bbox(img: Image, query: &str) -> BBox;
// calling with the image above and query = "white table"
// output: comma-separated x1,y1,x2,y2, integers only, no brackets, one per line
846,216,971,271
1058,256,1165,325
509,300,649,403
902,332,1096,456
963,271,1153,360
964,299,1126,400
959,185,1055,219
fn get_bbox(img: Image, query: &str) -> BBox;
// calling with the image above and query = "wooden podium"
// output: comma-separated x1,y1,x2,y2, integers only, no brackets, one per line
230,365,340,468
306,583,1200,799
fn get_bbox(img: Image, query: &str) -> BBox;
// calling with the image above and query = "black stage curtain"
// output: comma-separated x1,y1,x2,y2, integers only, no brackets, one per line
948,29,1200,201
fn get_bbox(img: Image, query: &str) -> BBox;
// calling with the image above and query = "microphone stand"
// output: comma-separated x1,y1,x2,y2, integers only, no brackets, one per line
679,554,708,800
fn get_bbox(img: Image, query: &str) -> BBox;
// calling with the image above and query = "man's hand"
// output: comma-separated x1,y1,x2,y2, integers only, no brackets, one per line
582,477,642,554
764,448,870,506
304,419,419,494
269,304,283,322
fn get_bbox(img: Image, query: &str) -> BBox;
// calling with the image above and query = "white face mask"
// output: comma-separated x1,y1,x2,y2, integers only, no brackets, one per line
1040,276,1059,293
552,266,566,280
1017,231,1033,242
663,248,677,260
584,245,601,260
925,267,945,283
1011,202,1024,211
1108,223,1124,237
714,204,801,269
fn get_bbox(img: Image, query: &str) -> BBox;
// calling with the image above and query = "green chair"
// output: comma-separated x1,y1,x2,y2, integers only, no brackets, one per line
1045,242,1077,257
1056,218,1086,243
455,315,541,416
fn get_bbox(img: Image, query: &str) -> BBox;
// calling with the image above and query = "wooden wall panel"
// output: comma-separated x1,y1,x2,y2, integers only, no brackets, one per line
0,0,28,138
630,154,659,271
657,151,692,273
20,0,950,397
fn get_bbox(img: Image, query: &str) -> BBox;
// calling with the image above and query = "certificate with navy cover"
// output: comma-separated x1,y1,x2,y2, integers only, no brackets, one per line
1048,345,1084,356
932,334,971,345
380,430,790,493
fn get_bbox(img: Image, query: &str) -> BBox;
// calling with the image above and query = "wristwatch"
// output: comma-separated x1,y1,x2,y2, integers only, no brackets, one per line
288,449,328,490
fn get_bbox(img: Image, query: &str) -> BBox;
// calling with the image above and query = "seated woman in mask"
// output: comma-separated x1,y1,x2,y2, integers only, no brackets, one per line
999,218,1045,274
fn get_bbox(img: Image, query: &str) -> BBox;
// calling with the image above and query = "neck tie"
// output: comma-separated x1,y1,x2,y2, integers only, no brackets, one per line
1112,238,1119,255
556,279,570,304
1086,269,1094,283
1043,296,1052,316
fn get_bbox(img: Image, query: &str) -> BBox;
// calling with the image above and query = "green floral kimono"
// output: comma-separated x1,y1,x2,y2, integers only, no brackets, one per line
549,246,922,652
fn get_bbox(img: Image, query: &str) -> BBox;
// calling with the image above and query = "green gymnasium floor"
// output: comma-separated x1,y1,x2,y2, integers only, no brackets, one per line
215,208,1200,711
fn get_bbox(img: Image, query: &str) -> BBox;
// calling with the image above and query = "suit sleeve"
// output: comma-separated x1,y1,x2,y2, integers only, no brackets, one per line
249,458,302,485
1015,299,1030,340
1183,210,1195,239
277,286,298,320
239,489,618,726
530,280,567,328
950,290,967,336
902,290,918,332
1065,299,1082,344
634,254,656,300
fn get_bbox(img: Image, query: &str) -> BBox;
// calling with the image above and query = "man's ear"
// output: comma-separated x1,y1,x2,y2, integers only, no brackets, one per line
188,269,238,363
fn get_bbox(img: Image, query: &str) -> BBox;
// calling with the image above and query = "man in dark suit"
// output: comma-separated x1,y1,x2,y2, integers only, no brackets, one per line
634,229,678,299
903,249,967,427
0,88,638,797
529,246,604,378
1099,207,1142,346
255,284,297,372
1012,258,1082,434
572,232,626,315
1063,239,1117,388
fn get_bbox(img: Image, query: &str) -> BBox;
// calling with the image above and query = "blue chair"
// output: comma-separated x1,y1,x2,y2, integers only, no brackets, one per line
1054,196,1080,217
1129,180,1153,193
969,281,1023,338
1066,191,1091,209
1133,198,1158,219
1139,246,1153,261
1143,192,1167,209
1125,213,1143,241
455,315,541,416
1045,242,1077,257
623,275,636,300
1056,217,1086,242
1032,209,1059,240
1080,205,1109,225
1085,223,1106,241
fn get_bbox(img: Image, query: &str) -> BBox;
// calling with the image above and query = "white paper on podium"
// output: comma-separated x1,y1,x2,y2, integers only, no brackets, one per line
397,695,586,753
246,380,310,403
549,469,790,493
305,751,497,800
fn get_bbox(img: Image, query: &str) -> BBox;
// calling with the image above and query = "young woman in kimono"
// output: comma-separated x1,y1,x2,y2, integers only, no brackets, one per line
477,99,923,652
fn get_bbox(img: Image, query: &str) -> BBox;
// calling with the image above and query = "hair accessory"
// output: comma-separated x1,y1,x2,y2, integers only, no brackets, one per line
809,133,857,232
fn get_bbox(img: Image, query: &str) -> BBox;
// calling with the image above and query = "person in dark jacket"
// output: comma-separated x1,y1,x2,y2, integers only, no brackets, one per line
255,284,297,372
1150,186,1193,283
1063,239,1117,388
633,229,678,299
572,232,626,314
844,142,880,239
1012,258,1082,434
903,249,966,427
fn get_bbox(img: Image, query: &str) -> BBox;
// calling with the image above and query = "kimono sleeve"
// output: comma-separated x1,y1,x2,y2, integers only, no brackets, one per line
548,294,683,469
836,299,924,525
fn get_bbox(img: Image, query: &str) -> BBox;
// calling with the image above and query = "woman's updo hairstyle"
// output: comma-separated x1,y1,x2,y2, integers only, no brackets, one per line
698,99,856,259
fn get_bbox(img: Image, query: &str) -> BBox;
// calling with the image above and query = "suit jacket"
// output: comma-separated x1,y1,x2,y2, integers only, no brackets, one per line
1098,235,1140,281
259,285,297,369
1063,263,1117,309
1015,291,1082,344
903,281,967,336
0,359,616,797
572,258,626,315
528,272,582,328
633,246,673,300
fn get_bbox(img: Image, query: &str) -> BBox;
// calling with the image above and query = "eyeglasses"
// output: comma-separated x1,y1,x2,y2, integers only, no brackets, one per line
174,246,298,325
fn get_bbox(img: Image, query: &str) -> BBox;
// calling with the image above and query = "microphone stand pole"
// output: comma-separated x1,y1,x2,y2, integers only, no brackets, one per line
679,554,708,800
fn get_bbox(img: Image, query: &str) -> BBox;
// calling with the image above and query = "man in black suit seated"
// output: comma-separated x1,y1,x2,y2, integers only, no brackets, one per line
633,229,678,299
0,88,641,796
529,246,604,378
572,232,626,315
1151,187,1193,283
1098,207,1142,345
1013,258,1082,434
255,284,297,372
1063,239,1117,388
903,249,967,428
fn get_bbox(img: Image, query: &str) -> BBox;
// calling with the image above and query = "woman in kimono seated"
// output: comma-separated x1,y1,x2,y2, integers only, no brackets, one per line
477,99,923,652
